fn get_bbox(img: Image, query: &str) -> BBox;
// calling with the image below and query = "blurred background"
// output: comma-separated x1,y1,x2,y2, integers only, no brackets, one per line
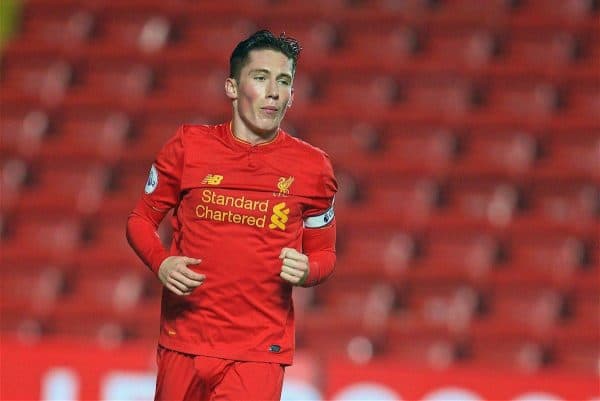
0,0,598,400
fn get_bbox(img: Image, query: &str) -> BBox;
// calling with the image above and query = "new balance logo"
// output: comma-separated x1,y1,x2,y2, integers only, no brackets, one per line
269,202,290,231
202,174,224,185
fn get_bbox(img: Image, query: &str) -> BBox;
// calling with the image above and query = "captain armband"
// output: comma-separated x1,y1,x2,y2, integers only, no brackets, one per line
303,205,335,228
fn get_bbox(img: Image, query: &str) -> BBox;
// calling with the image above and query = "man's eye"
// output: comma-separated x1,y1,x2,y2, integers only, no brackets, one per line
254,76,266,81
278,79,291,86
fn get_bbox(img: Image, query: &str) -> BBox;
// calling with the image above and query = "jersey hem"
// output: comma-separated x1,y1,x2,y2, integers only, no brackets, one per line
158,337,294,366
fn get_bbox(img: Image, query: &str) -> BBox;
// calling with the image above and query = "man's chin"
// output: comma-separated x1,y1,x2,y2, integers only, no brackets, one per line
240,115,281,139
253,122,280,137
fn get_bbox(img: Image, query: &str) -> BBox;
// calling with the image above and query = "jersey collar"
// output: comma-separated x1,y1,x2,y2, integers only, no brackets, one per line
221,122,285,152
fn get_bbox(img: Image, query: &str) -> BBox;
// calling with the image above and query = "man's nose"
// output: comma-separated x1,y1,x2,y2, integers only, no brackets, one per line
266,79,279,99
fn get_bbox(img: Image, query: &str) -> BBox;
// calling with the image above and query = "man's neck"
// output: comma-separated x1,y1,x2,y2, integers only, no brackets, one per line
231,120,278,145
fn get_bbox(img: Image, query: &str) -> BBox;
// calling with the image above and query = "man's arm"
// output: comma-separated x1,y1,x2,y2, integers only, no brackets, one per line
280,150,338,287
279,219,336,287
125,126,205,296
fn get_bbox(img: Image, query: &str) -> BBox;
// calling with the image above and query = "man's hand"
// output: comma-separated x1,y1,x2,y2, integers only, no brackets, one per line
279,248,309,286
158,256,205,296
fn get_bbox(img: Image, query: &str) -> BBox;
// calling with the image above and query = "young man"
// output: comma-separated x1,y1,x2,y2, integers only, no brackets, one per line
126,30,337,401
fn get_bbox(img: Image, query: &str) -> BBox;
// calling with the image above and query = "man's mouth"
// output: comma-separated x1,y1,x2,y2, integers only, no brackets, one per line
261,106,279,116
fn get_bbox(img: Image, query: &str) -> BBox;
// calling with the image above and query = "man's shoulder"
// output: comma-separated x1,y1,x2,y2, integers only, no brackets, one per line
283,132,330,162
180,123,222,139
176,123,229,151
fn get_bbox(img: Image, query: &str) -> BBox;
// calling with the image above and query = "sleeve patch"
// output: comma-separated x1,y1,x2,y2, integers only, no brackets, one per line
304,206,335,228
144,164,159,194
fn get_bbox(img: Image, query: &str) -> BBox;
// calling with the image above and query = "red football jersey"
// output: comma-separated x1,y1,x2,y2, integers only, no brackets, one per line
128,123,337,365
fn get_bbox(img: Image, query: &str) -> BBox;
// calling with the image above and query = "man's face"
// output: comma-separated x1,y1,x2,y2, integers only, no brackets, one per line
230,49,294,136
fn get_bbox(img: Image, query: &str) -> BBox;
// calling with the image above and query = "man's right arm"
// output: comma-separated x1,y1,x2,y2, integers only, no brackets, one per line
126,199,172,275
125,126,205,295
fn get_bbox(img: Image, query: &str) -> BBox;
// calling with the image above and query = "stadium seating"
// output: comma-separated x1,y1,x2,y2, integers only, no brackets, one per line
0,0,597,375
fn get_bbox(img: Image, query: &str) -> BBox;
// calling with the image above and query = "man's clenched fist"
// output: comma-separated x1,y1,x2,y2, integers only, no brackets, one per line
158,256,205,296
279,247,309,286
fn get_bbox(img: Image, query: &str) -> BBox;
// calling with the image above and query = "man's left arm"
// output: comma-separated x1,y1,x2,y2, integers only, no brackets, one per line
279,219,337,287
280,151,337,286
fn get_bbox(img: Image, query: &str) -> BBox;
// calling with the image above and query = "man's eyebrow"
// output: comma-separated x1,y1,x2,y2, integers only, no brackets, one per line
249,69,292,80
249,68,270,75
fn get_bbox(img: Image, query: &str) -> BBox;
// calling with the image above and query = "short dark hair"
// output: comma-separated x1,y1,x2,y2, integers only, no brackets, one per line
229,30,302,81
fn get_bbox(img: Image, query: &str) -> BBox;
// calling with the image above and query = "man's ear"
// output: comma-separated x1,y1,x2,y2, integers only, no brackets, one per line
287,87,294,108
225,77,237,100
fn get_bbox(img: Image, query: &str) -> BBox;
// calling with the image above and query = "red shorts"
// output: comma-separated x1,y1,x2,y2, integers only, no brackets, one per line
154,346,285,401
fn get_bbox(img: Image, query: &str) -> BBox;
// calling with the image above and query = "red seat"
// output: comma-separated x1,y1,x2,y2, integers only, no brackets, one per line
260,19,340,63
44,309,133,343
318,74,399,110
182,20,257,58
537,135,600,179
284,73,318,114
552,341,599,374
434,0,515,16
420,231,500,277
400,79,475,116
74,62,155,102
385,314,463,369
336,228,416,279
405,282,484,325
36,111,131,164
18,6,96,45
552,293,599,374
96,14,173,53
299,119,382,163
454,132,538,176
158,64,228,105
445,179,520,226
64,270,147,313
337,177,440,230
421,29,500,68
43,266,161,340
478,287,566,339
467,337,551,372
0,108,51,157
345,0,432,14
263,0,348,13
564,84,600,118
507,233,586,274
0,265,70,318
513,0,596,19
339,26,420,65
0,57,74,103
0,216,84,265
523,181,598,226
503,32,578,68
298,316,382,362
299,280,394,359
583,40,600,68
483,82,561,117
120,119,180,166
366,177,440,220
100,169,147,219
313,280,395,316
382,127,457,172
76,219,147,272
0,158,30,214
313,126,457,177
15,162,110,216
558,292,600,342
